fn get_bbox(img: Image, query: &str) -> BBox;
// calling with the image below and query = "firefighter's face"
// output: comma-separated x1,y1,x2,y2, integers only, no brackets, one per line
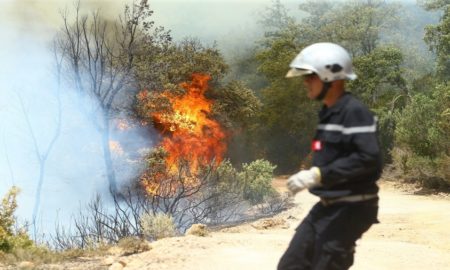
303,73,323,100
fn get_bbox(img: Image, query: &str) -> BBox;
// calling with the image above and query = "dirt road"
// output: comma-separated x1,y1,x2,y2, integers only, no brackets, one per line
29,180,450,270
115,180,450,270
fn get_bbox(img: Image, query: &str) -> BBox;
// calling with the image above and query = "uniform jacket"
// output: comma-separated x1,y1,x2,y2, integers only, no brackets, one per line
310,92,382,199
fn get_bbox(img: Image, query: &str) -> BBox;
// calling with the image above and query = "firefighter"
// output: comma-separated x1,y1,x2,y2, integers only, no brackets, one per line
278,42,382,270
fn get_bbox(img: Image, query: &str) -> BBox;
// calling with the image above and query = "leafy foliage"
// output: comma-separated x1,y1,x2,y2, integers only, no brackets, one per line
239,159,277,205
349,46,407,107
212,81,262,164
388,0,450,187
135,38,228,92
252,9,318,172
0,187,33,253
298,0,399,56
348,46,408,160
395,89,447,157
393,83,450,186
213,81,262,129
0,187,58,266
247,0,405,172
423,0,450,81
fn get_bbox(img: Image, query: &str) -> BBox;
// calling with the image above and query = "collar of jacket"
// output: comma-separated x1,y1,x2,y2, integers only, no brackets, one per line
318,91,352,120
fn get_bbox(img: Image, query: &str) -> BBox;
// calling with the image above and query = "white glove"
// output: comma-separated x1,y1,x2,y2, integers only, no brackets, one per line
287,167,321,195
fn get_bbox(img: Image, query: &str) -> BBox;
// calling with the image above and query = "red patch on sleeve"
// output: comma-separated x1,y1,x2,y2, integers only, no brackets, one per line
311,140,322,151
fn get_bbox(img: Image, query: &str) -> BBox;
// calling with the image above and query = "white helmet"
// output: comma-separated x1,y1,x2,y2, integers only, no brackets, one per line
286,42,357,82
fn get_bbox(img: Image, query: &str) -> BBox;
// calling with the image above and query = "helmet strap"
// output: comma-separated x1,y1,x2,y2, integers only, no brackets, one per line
315,82,332,101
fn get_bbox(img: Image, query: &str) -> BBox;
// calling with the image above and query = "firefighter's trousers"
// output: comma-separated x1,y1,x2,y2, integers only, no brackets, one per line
278,198,378,270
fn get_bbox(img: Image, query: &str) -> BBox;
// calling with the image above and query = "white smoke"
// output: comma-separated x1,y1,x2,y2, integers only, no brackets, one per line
0,0,152,238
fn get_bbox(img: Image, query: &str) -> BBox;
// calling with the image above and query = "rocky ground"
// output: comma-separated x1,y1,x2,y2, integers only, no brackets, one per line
4,180,450,270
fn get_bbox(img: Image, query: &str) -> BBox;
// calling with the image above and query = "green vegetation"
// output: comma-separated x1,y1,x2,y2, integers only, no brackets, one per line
0,187,62,265
0,187,33,253
423,0,450,81
57,0,449,254
393,83,450,187
230,0,449,188
240,159,278,205
387,0,449,188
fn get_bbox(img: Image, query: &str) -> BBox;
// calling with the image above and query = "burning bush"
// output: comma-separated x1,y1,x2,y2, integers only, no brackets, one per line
51,152,283,251
50,74,284,251
135,73,283,226
137,73,227,177
138,148,245,227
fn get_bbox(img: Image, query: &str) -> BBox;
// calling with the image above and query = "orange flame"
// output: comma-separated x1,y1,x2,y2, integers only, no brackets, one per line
151,74,227,175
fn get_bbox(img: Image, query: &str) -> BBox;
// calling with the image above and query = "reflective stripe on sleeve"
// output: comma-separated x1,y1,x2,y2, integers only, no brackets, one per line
317,117,378,134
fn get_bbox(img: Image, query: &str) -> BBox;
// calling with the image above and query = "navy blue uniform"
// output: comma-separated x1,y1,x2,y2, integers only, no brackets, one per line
310,92,382,198
278,92,381,270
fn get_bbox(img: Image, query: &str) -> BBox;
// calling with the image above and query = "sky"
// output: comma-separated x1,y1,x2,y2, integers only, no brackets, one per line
0,0,421,46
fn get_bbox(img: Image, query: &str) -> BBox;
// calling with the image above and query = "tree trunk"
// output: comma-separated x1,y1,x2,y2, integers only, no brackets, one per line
32,162,46,238
101,112,118,195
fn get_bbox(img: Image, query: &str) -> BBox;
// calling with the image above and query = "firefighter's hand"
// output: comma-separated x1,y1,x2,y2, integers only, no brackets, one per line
287,167,321,195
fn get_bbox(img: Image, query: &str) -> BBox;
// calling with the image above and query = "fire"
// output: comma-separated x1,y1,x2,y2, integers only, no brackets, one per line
137,74,227,196
152,73,227,174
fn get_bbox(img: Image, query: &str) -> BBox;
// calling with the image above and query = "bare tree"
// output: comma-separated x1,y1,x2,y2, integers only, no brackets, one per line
55,0,170,195
16,42,64,239
52,153,289,250
3,136,16,186
52,159,244,249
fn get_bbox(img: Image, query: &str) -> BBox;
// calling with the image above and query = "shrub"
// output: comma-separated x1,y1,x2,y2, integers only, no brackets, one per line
0,187,60,266
0,187,34,253
392,148,450,188
393,84,450,188
239,159,277,205
213,159,240,192
140,213,176,240
395,94,441,157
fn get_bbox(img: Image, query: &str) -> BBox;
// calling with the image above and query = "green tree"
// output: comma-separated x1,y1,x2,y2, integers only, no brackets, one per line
389,0,450,189
298,0,399,56
250,0,405,171
255,24,318,172
348,46,408,160
134,41,260,167
349,46,407,108
212,81,262,165
422,0,450,81
225,46,268,96
395,87,448,157
212,81,261,131
393,83,450,186
135,38,228,92
259,0,296,40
